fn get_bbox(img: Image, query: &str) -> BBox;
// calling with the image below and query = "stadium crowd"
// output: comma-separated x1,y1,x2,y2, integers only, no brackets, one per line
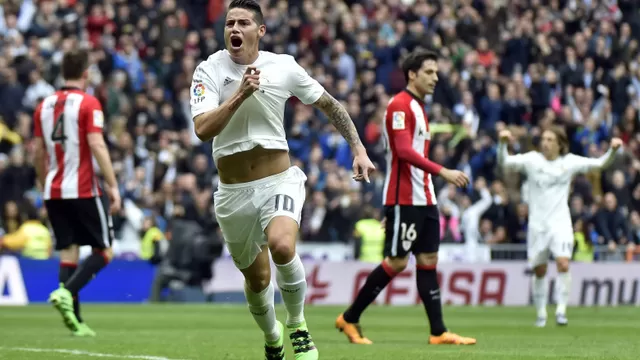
1,0,640,263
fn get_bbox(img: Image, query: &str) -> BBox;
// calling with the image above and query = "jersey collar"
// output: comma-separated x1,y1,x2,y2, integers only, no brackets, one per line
403,88,425,105
60,86,82,91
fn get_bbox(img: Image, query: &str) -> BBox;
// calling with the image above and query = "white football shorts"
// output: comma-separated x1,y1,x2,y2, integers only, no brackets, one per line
527,226,574,267
213,166,307,269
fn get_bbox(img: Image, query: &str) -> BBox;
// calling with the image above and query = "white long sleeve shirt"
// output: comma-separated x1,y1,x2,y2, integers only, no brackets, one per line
497,143,615,232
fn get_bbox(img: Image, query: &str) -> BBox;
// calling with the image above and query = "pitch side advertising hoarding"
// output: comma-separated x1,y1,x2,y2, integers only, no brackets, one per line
1,255,639,306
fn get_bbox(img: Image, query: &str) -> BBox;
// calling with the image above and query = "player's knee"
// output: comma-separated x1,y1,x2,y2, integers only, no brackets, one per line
93,248,113,262
266,216,298,261
59,246,80,263
416,252,438,267
245,270,271,293
267,234,296,261
269,241,295,263
533,264,547,277
556,258,570,273
384,257,409,273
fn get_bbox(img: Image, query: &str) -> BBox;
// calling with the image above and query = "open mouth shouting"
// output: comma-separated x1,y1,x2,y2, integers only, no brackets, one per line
230,35,243,50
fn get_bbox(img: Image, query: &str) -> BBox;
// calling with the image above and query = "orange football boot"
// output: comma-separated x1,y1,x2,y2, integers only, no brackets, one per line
335,314,373,345
429,331,477,345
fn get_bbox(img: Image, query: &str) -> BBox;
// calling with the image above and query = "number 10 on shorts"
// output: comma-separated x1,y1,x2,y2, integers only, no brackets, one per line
274,194,295,213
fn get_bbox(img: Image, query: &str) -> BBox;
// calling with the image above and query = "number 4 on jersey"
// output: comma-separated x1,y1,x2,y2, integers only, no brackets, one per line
51,115,67,144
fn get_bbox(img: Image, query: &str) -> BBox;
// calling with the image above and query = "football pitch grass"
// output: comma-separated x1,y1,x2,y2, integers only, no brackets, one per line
0,305,638,360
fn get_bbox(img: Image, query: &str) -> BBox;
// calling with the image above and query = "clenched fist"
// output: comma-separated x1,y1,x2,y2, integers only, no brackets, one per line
499,129,513,143
237,66,261,99
610,137,623,151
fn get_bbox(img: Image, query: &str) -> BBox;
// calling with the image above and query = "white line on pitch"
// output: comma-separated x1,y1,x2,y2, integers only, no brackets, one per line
0,347,190,360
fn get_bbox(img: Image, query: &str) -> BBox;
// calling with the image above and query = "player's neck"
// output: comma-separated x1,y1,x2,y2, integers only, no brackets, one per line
62,80,85,90
229,48,259,65
544,153,560,161
405,84,425,102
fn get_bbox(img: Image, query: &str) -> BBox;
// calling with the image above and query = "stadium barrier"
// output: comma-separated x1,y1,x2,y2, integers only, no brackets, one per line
0,256,155,305
1,255,639,306
223,243,627,263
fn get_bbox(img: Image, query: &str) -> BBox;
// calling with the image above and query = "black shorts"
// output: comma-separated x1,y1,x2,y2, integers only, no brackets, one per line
45,197,114,251
384,205,440,258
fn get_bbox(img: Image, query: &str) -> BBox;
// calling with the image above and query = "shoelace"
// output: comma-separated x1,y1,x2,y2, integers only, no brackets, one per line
290,330,316,353
264,344,284,360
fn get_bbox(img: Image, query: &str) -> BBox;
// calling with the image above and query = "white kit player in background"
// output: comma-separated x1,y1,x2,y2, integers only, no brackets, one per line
498,127,621,327
188,1,374,359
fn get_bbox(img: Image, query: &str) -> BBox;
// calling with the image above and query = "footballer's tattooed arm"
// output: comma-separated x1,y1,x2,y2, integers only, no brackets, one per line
312,91,363,150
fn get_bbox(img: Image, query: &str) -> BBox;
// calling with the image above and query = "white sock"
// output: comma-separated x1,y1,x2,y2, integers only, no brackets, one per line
555,272,571,315
244,281,280,342
532,276,548,318
275,254,307,327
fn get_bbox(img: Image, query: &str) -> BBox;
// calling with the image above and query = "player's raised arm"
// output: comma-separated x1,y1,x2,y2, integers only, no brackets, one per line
191,64,259,141
497,129,531,173
566,138,622,174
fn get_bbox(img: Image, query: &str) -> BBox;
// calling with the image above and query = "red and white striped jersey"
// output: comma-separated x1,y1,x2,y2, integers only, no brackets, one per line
381,90,440,206
33,87,104,200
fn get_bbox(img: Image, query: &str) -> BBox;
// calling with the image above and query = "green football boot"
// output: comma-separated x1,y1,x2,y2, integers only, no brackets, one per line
48,284,80,332
287,321,318,360
265,321,285,360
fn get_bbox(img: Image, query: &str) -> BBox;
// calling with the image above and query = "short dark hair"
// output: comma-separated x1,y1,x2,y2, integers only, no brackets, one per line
61,49,90,81
229,0,264,25
401,49,439,82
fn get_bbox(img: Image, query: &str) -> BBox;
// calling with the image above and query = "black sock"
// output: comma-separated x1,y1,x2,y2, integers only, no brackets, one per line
343,263,394,323
416,266,447,336
59,263,82,323
65,251,108,294
59,262,76,284
72,295,82,323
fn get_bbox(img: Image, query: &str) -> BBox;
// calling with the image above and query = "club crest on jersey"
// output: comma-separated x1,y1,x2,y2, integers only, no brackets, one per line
193,83,205,97
418,128,431,140
392,111,405,130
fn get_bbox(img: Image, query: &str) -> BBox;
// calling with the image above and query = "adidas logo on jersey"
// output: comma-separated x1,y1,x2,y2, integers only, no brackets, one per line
223,77,234,86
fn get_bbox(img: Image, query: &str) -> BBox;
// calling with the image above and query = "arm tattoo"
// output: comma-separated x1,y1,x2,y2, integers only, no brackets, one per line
313,91,362,149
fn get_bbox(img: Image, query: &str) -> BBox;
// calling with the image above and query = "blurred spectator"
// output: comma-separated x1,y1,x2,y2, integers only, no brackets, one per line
573,217,595,263
0,0,638,264
0,205,51,260
352,205,384,264
595,193,632,255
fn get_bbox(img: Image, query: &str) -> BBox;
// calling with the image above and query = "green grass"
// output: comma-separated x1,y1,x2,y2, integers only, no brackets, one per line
0,305,638,359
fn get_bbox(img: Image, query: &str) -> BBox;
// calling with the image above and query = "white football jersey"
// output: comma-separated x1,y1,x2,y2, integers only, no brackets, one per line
498,144,615,231
190,50,325,163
